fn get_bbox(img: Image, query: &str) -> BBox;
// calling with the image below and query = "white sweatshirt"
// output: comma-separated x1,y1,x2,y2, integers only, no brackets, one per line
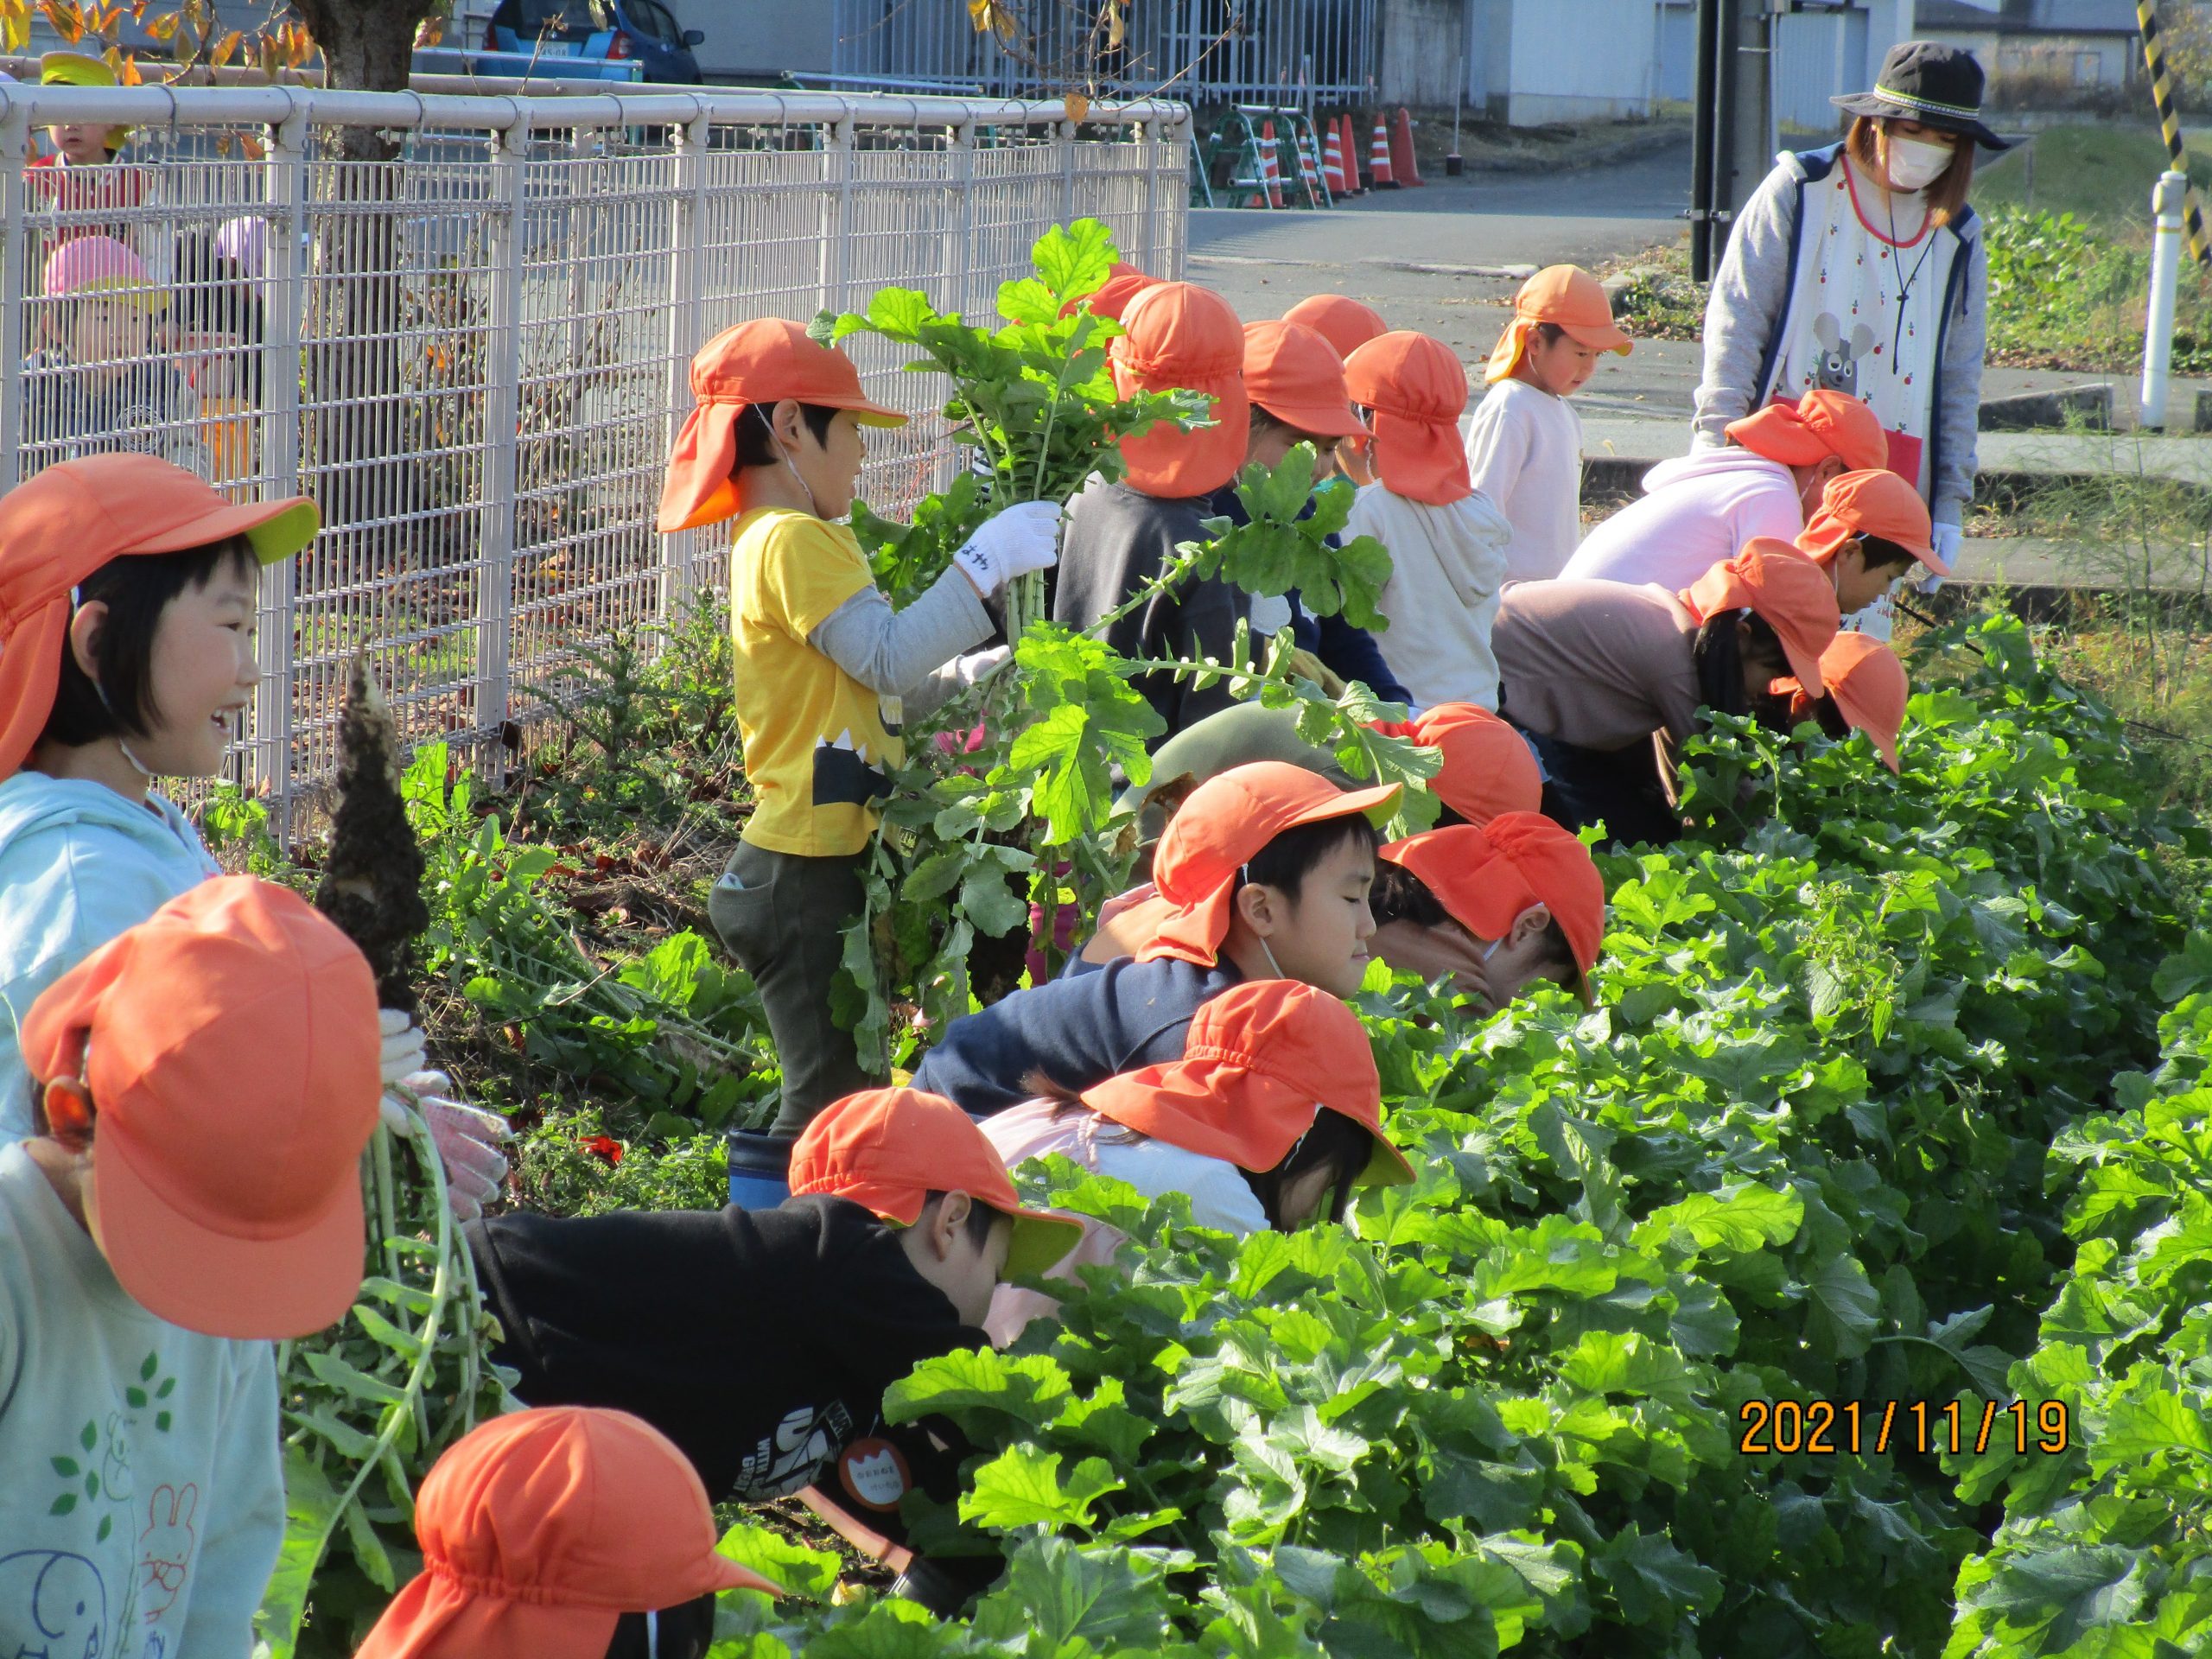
1343,483,1515,713
1462,378,1585,582
1560,448,1808,591
0,1142,285,1659
980,1097,1268,1236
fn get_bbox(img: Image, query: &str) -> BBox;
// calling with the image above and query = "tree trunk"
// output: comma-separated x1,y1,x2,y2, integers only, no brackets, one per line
288,0,442,570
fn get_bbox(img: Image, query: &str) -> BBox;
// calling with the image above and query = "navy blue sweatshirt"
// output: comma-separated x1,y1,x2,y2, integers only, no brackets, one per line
1202,485,1413,707
912,956,1240,1116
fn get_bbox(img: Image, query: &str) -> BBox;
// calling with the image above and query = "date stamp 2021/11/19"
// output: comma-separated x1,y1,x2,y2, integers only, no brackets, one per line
1737,1398,2070,1458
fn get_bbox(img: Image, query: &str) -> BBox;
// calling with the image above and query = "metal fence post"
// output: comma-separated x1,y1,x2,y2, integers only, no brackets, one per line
1141,116,1161,275
948,119,977,318
819,116,855,314
1058,113,1077,226
477,114,529,781
659,111,709,618
0,101,28,494
254,103,310,837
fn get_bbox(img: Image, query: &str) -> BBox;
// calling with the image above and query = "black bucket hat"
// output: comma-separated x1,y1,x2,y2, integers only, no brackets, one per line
1833,41,2012,152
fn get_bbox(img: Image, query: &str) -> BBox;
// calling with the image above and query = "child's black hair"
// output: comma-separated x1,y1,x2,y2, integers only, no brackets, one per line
1240,815,1379,909
41,535,260,749
1531,321,1567,346
1242,1109,1374,1230
1808,690,1853,742
606,1594,717,1659
734,403,842,470
922,1189,1004,1249
1692,610,1795,732
1852,533,1920,579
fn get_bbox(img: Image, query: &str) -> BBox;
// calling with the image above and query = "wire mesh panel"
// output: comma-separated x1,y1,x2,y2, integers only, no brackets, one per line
0,84,1190,839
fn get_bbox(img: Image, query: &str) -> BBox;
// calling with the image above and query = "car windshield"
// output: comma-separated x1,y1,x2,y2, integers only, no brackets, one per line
624,0,682,43
512,0,612,35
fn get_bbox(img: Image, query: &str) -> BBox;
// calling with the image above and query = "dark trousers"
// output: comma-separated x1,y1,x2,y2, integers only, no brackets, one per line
709,840,885,1135
1522,729,1683,850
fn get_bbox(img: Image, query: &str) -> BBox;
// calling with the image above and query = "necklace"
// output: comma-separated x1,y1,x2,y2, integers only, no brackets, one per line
1882,180,1937,365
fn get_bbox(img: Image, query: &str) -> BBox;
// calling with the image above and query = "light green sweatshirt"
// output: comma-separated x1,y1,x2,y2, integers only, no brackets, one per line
0,1141,283,1659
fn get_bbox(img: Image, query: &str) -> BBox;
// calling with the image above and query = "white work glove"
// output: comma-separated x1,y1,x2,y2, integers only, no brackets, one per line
378,1008,426,1086
949,644,1012,689
950,500,1062,599
1922,522,1961,594
380,1070,513,1223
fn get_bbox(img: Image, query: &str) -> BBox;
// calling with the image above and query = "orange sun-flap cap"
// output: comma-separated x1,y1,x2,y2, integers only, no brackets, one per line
1820,631,1910,772
20,876,380,1339
1484,264,1632,382
1080,980,1410,1186
1797,467,1944,575
1243,321,1367,440
1726,389,1890,474
1682,539,1841,697
1343,331,1473,505
1381,816,1607,1006
657,318,907,535
354,1407,776,1659
1111,282,1251,497
789,1088,1085,1278
1282,293,1388,361
0,454,319,780
1367,702,1541,827
1139,762,1401,969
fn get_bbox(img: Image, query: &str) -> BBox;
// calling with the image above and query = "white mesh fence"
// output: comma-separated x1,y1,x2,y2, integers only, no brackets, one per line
0,85,1190,837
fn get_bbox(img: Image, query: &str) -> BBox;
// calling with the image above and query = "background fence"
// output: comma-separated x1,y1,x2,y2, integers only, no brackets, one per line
830,0,1379,107
0,83,1190,837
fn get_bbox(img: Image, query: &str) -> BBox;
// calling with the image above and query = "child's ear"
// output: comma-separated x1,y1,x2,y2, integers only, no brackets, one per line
1508,903,1553,950
929,1192,975,1256
66,600,108,682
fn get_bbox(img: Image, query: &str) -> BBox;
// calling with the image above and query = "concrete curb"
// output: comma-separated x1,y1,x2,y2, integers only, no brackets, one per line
1435,127,1691,178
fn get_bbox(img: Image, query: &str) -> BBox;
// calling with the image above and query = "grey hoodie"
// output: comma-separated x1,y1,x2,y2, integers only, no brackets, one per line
0,772,217,1139
1692,143,1986,530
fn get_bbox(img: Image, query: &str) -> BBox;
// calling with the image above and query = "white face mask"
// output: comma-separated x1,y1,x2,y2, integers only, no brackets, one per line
1884,133,1955,194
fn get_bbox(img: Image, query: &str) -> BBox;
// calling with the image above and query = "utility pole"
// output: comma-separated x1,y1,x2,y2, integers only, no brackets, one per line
1692,0,1779,282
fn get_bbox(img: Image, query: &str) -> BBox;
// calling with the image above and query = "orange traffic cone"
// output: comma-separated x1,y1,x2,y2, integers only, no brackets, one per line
1322,119,1347,194
1368,118,1396,189
1260,118,1285,208
1389,105,1424,188
1339,114,1364,194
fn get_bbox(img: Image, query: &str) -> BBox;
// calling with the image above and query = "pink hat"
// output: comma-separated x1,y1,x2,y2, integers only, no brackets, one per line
42,235,164,311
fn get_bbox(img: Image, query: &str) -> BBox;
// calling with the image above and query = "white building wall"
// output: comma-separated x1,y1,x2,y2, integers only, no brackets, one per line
1494,0,1660,124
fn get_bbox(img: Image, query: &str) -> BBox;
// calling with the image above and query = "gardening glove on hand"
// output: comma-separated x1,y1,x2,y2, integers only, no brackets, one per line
950,500,1062,599
378,1008,427,1086
384,1071,513,1222
949,644,1012,688
1921,522,1961,594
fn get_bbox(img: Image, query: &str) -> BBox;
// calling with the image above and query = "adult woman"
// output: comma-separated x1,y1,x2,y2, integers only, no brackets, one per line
1693,42,2008,620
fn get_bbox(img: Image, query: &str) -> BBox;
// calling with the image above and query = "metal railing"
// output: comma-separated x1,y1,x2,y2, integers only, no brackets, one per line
830,0,1378,108
0,83,1190,836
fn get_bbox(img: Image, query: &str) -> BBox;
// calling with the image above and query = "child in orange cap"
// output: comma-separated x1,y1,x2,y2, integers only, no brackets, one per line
984,978,1412,1237
1492,543,1840,844
1062,259,1160,323
659,318,1062,1141
1466,265,1633,582
1342,330,1515,712
1785,631,1911,772
0,454,510,1215
467,1088,1081,1520
1562,389,1891,590
1791,467,1948,636
1109,699,1539,881
1054,282,1251,737
356,1407,778,1659
913,762,1397,1115
1281,294,1389,485
1372,816,1607,1012
1219,319,1409,704
0,876,383,1659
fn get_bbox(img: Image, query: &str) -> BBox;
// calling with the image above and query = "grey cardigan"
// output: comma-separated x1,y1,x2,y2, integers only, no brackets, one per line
1691,142,1986,530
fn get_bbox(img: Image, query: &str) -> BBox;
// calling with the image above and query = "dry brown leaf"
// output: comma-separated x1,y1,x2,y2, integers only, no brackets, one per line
211,26,239,65
115,48,141,82
1065,90,1090,125
413,15,443,48
1104,0,1124,48
40,0,86,46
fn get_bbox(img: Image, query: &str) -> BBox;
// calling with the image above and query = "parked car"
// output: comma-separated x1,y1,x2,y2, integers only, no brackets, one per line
482,0,703,84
